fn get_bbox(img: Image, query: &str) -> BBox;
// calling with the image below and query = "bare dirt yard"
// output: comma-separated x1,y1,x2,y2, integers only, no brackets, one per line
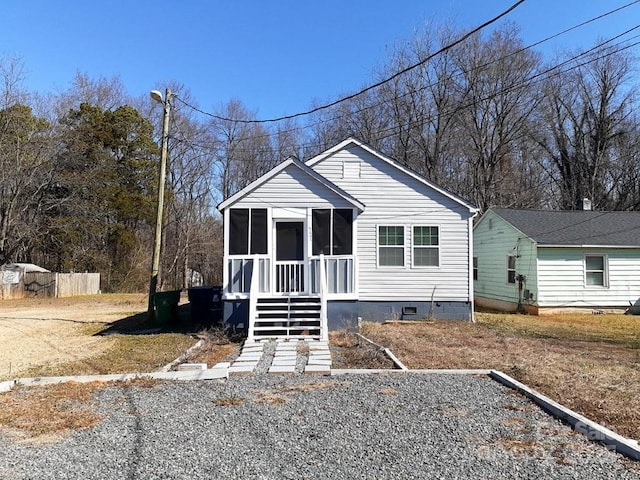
0,294,199,381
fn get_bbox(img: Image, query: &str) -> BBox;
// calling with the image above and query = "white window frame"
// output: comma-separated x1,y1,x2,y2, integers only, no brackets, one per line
411,225,440,268
585,254,608,287
506,254,516,284
377,225,405,267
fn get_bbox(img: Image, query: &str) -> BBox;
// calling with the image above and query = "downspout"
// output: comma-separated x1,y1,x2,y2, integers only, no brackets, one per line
469,213,478,323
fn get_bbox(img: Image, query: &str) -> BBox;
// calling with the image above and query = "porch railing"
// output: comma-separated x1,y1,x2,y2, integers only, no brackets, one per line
227,255,354,295
228,256,270,294
310,256,354,294
275,261,305,293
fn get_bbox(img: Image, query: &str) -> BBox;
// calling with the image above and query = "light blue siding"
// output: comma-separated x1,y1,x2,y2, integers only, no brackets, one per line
473,210,538,309
474,209,640,310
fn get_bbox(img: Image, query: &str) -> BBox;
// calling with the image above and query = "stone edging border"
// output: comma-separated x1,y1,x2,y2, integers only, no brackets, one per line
355,333,409,371
489,369,640,461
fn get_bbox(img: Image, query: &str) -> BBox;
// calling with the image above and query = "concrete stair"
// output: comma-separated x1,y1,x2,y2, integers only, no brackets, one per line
228,339,331,376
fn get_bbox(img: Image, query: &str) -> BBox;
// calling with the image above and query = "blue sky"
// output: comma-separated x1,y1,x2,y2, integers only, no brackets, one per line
2,1,639,120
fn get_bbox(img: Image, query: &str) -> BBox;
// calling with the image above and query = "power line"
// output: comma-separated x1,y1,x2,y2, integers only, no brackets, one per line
171,30,640,159
171,6,640,150
174,0,640,128
173,0,526,124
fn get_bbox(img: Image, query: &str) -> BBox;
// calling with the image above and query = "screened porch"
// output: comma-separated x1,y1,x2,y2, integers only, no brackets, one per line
224,207,357,298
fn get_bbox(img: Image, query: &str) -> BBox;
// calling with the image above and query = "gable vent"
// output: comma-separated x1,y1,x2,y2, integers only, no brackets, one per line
343,160,361,179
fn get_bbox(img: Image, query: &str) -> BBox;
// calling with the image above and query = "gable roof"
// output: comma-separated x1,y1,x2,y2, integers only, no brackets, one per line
217,156,365,212
306,137,478,214
490,208,640,247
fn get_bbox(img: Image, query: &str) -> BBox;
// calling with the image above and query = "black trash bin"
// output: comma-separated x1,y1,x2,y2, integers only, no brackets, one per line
188,286,222,327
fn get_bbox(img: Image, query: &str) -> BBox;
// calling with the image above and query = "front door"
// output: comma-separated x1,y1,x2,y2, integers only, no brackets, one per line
275,221,305,292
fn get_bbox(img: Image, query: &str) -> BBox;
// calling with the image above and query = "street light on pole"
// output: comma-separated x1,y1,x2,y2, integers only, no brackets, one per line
148,88,172,321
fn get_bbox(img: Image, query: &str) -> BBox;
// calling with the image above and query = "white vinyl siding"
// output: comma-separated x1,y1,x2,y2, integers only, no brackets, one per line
312,145,474,302
240,164,350,209
537,248,640,307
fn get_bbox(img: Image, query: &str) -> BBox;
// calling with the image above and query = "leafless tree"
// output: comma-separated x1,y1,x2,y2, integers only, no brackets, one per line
536,43,637,210
0,57,56,264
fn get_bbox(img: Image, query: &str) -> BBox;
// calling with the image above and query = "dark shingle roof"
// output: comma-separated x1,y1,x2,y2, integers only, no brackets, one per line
491,208,640,247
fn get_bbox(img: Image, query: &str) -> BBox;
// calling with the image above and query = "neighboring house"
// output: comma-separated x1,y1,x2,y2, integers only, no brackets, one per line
217,138,478,341
473,206,640,314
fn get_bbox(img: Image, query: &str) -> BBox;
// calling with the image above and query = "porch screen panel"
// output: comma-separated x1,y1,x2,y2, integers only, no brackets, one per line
333,209,353,255
250,209,267,254
312,209,331,255
229,209,249,255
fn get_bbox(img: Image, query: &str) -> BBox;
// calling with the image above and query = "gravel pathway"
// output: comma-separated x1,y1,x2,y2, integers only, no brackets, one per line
0,374,638,479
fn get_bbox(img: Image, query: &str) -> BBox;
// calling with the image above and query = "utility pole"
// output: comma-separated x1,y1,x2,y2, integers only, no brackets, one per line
148,88,171,322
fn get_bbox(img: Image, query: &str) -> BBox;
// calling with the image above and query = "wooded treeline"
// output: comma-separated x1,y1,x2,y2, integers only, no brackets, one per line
2,23,639,291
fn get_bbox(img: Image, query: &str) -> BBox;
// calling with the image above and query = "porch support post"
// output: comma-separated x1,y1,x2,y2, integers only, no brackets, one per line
319,253,328,341
247,255,259,341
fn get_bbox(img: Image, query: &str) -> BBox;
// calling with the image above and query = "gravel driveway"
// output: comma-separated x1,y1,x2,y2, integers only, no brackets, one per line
1,374,638,479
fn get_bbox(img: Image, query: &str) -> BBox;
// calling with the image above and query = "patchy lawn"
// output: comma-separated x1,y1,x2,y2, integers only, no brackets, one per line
361,312,640,440
329,330,395,369
0,294,199,380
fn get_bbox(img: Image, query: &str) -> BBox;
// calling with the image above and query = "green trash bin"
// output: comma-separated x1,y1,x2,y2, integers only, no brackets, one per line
153,290,181,325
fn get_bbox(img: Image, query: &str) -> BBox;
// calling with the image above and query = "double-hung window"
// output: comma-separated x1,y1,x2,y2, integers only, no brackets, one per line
585,254,607,287
413,226,439,267
507,254,516,284
378,226,404,266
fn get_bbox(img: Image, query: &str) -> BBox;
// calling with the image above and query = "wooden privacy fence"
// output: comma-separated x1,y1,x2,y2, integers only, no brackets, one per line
1,272,100,299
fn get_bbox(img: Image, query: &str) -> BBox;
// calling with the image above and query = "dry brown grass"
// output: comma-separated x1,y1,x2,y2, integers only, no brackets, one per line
0,382,104,440
184,329,242,367
213,396,245,406
361,313,640,440
19,332,198,378
254,391,288,405
329,331,395,369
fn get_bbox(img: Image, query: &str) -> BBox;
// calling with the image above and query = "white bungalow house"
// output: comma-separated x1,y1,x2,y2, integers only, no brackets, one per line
217,138,478,340
473,207,640,314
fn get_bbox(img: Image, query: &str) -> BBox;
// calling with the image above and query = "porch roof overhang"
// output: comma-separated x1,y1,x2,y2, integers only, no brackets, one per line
217,156,365,212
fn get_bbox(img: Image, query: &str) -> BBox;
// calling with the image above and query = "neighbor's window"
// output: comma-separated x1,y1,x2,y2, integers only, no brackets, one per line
413,226,439,267
507,254,516,284
585,254,607,286
229,208,267,255
312,209,353,255
473,256,478,280
378,226,404,266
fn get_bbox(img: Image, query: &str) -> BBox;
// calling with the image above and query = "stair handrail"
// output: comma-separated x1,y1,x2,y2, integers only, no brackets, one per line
247,255,259,341
319,253,328,341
